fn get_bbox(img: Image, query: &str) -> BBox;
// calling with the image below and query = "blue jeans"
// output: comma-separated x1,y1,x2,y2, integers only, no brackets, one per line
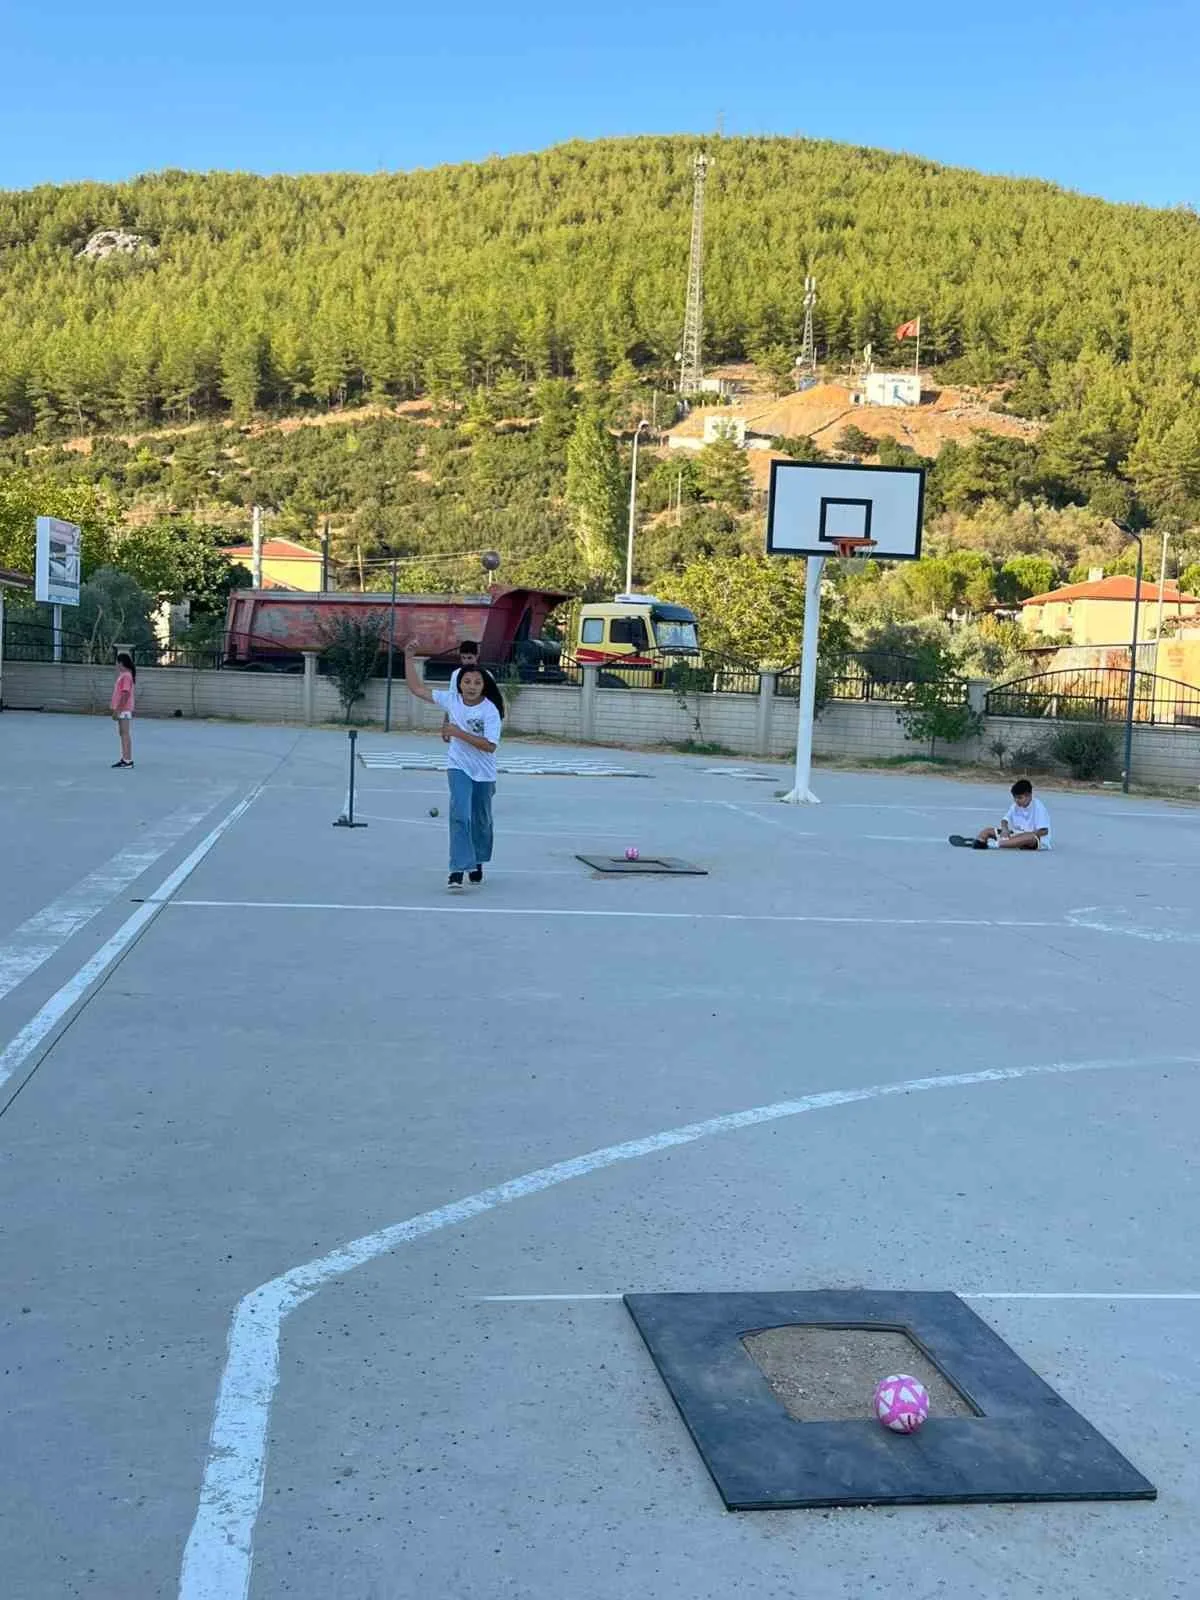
447,768,495,872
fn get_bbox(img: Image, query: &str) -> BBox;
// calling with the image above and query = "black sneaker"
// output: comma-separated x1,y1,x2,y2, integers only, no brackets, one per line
468,866,483,884
112,759,133,769
447,872,464,891
948,834,972,847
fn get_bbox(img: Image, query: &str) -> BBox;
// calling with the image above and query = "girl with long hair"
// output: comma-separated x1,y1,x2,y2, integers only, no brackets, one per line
402,643,505,890
110,651,136,769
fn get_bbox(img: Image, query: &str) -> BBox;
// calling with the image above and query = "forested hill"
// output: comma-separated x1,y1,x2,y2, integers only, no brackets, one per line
3,135,1200,436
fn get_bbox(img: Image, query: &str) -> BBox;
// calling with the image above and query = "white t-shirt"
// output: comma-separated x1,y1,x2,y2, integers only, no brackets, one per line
432,687,502,783
1003,797,1052,846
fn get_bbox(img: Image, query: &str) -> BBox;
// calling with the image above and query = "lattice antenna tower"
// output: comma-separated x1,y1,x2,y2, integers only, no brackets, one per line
798,274,818,379
677,152,711,398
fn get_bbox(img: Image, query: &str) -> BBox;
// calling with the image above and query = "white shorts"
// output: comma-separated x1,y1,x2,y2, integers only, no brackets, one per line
116,711,132,721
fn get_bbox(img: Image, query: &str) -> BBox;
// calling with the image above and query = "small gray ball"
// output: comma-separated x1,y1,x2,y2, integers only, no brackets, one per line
429,806,439,817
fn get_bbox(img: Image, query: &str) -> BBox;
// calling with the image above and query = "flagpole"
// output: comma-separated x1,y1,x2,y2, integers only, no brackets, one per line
914,317,921,381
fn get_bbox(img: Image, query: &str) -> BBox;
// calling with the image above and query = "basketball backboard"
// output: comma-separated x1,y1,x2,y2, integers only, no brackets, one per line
766,461,924,561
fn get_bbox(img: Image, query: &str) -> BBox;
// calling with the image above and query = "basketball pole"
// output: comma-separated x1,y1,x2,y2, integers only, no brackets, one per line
781,554,825,805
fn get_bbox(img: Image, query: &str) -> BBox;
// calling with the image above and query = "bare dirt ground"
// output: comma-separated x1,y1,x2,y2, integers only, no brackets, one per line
670,376,1040,483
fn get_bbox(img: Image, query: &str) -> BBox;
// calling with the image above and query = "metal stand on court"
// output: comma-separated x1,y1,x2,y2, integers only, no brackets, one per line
333,729,368,828
781,553,826,805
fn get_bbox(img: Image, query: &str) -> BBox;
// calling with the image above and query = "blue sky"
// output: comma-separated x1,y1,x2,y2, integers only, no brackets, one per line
5,0,1197,207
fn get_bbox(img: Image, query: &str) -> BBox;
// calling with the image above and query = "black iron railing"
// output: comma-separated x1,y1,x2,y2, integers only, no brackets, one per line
776,652,970,706
587,654,761,694
2,619,291,672
985,668,1200,728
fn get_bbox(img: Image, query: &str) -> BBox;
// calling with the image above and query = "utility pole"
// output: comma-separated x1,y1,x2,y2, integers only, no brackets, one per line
1155,531,1171,668
1117,524,1144,795
321,517,331,591
384,554,398,733
625,420,652,595
251,505,263,588
678,153,711,399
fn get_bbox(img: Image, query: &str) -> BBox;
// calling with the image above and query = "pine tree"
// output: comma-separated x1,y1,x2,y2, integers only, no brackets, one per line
565,410,623,578
695,436,751,509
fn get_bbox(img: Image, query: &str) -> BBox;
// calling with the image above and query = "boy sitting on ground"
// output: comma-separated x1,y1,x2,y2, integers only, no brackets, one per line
950,778,1052,851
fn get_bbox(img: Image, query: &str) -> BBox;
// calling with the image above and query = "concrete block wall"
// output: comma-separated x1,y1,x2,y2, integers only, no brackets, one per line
499,684,582,740
0,662,581,742
809,701,912,762
2,661,318,724
983,713,1200,788
1131,727,1200,787
2,662,114,716
592,686,759,751
4,661,1200,788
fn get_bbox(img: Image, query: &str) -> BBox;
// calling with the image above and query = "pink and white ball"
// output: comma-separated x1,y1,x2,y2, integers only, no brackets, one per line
873,1374,930,1434
624,846,640,861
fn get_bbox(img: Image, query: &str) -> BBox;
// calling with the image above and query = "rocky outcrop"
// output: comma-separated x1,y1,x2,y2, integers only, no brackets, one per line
76,229,155,261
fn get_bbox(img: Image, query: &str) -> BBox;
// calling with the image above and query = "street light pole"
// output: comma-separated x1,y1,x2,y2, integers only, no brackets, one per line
384,553,398,734
1118,525,1144,794
625,419,651,594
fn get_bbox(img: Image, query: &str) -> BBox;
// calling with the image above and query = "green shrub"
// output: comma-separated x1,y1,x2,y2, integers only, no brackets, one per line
898,682,982,757
319,615,387,722
1009,740,1053,773
1048,723,1120,781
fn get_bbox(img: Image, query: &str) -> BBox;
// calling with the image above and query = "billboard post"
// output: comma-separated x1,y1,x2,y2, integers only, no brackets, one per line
35,517,82,662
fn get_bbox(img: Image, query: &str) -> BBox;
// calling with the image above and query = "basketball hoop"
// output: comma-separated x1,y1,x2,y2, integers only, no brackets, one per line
765,461,925,804
828,536,878,563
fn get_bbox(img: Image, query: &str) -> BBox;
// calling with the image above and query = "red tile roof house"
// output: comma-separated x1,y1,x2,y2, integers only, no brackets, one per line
1021,574,1200,647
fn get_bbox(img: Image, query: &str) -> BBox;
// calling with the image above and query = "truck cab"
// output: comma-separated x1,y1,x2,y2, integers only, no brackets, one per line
576,595,700,685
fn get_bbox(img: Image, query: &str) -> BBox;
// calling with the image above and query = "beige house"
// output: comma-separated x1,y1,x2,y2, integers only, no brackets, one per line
222,536,324,592
1021,574,1200,646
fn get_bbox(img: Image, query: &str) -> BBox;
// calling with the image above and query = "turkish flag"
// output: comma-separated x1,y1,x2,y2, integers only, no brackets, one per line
895,318,921,340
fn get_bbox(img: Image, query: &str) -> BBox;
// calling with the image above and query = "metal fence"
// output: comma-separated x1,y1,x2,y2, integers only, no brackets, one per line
478,648,582,688
776,652,970,706
986,668,1200,729
2,618,93,665
2,618,283,672
587,654,762,694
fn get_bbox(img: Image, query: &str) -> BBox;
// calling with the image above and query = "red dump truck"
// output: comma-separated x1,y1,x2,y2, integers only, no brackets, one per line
223,586,569,675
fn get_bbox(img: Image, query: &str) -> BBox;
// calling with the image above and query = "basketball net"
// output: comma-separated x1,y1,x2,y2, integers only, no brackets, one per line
829,535,878,569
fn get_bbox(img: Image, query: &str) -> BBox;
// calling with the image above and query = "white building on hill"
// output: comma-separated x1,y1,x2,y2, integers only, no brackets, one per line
859,372,921,408
702,415,747,446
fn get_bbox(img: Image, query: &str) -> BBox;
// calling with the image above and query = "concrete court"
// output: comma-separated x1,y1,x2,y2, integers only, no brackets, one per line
0,708,1198,1600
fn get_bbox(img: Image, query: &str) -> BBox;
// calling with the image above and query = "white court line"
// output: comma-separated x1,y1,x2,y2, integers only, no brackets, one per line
1066,906,1200,944
477,1291,1200,1304
719,801,792,829
966,1292,1200,1301
803,802,1200,818
0,785,265,1098
166,900,1060,929
0,790,233,1004
355,813,639,841
434,868,581,877
178,1050,1199,1600
862,834,944,844
481,1293,624,1302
